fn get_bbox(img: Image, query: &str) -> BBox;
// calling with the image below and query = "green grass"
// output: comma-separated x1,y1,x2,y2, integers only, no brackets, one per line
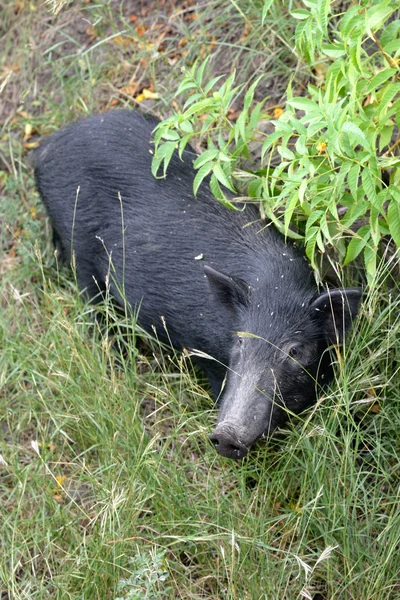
1,1,399,598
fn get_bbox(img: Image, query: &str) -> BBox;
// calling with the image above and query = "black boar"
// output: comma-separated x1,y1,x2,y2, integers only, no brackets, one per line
33,110,361,459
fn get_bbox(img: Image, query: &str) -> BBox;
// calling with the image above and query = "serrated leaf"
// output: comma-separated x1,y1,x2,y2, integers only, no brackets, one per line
151,141,176,178
295,135,307,155
183,98,219,118
365,68,397,94
209,173,223,199
316,230,325,253
298,178,308,205
317,0,330,35
343,225,371,265
340,199,369,228
379,124,394,152
248,177,264,198
321,44,345,58
193,164,213,195
305,227,319,268
349,38,363,73
366,5,395,32
382,39,400,54
306,211,323,233
388,198,400,246
381,18,400,46
379,84,400,116
340,5,360,37
193,148,219,169
347,164,360,199
341,122,370,150
212,163,236,193
291,8,311,20
288,97,320,112
177,134,193,159
320,213,332,243
261,131,283,160
204,75,226,94
235,110,247,145
177,80,199,95
362,169,379,207
262,0,275,24
279,146,295,160
158,129,180,141
179,120,194,134
284,191,299,237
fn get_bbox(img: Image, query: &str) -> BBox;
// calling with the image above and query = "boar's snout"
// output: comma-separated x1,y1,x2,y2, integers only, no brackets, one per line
209,425,249,459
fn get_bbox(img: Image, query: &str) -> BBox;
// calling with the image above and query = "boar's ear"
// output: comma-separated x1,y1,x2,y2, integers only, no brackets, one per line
204,265,250,311
310,288,362,344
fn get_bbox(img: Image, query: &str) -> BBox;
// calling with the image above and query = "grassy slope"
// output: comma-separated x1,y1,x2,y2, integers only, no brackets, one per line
1,1,399,599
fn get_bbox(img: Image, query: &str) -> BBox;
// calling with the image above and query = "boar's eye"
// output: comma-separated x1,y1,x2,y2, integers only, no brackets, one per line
237,334,243,345
286,342,317,365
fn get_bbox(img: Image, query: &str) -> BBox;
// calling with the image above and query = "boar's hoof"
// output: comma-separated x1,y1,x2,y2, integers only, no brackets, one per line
209,429,249,460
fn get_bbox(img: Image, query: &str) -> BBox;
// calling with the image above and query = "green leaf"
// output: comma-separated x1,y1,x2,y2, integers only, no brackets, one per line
382,39,400,54
316,0,330,35
378,84,400,116
388,197,400,246
379,124,394,152
347,164,361,199
321,44,346,58
341,199,369,228
279,146,295,160
305,211,324,233
179,120,194,134
291,9,311,20
349,38,363,73
262,0,275,24
193,148,219,169
284,191,299,237
362,169,378,207
261,131,283,160
366,5,395,32
305,227,319,268
210,173,223,199
177,80,199,94
212,163,236,193
151,141,176,178
343,225,371,265
204,75,226,94
287,97,320,112
193,163,213,196
319,213,332,243
298,178,308,204
248,177,264,198
341,122,370,150
365,68,397,94
195,57,210,86
158,129,180,141
381,18,400,46
295,135,307,155
340,5,361,37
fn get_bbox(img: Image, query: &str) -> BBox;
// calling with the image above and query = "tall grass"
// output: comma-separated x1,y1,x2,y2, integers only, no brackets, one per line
1,1,399,598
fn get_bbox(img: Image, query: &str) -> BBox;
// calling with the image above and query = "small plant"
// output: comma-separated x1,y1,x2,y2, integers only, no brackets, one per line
153,0,400,284
115,548,170,600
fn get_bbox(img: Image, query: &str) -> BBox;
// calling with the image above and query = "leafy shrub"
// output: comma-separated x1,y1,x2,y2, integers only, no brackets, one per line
153,0,400,284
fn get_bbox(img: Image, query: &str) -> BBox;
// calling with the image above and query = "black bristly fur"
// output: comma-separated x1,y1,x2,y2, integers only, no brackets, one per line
34,110,362,458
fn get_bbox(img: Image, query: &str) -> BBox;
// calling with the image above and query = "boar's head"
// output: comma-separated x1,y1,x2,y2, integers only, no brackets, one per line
205,265,362,459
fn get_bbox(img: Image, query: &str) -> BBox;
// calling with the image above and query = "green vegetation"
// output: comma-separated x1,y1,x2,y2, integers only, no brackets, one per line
154,1,400,283
1,1,399,599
